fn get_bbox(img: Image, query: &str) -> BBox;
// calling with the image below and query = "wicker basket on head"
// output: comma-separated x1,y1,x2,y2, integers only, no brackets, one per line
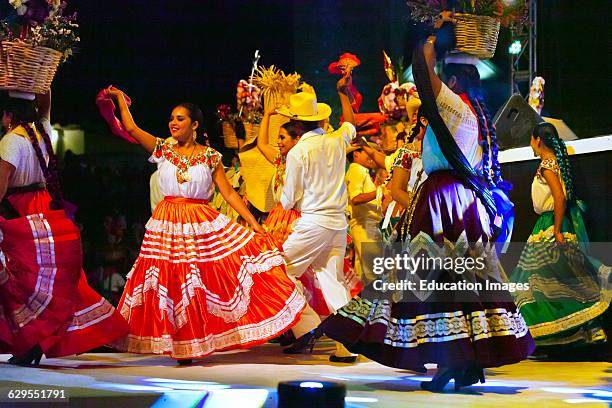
0,41,62,94
222,121,239,149
453,13,500,59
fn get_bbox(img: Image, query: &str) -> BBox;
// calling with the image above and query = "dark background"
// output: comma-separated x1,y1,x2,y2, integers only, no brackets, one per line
51,0,609,155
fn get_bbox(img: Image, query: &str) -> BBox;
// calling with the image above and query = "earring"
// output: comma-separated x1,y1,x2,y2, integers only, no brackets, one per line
193,131,197,141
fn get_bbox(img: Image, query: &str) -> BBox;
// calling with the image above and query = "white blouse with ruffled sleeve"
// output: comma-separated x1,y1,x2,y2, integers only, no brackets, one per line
149,138,222,201
0,119,52,188
532,157,567,215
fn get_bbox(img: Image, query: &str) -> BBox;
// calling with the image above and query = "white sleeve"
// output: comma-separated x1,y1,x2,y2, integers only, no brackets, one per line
0,133,28,169
280,151,304,210
340,122,357,146
435,82,476,135
148,138,166,164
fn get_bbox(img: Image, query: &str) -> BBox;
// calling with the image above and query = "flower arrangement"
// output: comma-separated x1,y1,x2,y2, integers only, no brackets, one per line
406,0,527,28
328,53,360,75
528,76,545,114
236,79,262,124
1,0,79,63
378,81,417,122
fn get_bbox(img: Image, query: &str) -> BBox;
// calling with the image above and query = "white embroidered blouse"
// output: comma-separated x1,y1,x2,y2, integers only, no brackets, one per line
421,83,482,174
0,119,52,187
149,138,222,201
532,157,567,214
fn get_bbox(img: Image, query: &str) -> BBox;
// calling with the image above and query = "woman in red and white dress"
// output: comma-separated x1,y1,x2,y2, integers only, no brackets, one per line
104,86,305,364
0,91,129,366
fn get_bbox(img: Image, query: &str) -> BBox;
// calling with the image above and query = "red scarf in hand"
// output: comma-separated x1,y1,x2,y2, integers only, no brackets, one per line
95,89,138,144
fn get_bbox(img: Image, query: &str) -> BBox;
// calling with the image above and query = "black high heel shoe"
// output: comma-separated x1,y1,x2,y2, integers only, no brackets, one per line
455,366,485,389
176,359,193,366
420,367,461,392
9,345,43,367
270,331,296,347
329,354,358,363
283,329,321,354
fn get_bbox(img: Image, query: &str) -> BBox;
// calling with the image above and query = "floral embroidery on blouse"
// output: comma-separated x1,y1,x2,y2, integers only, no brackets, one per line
392,146,421,174
273,154,286,194
536,157,560,183
153,138,222,183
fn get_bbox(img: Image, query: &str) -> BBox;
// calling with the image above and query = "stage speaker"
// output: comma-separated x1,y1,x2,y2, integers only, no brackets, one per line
541,117,578,141
493,93,543,150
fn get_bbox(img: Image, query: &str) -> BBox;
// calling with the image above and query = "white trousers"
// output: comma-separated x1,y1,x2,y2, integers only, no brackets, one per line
283,220,351,337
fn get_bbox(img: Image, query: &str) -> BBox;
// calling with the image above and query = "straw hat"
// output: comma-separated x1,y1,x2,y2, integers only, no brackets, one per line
276,92,332,122
346,145,362,155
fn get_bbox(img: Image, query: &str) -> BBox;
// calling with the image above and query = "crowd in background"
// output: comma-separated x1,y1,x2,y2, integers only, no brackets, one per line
60,150,152,304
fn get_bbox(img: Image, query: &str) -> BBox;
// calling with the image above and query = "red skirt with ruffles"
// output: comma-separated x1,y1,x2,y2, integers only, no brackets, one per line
0,190,129,358
112,197,305,359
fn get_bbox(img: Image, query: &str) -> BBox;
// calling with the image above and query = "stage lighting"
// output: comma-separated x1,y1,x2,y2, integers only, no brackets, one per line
278,381,346,408
509,40,522,55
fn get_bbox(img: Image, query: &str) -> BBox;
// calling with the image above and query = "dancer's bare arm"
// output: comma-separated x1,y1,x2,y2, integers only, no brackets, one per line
36,90,51,121
389,166,413,208
424,11,456,98
106,86,158,153
212,163,265,233
337,73,355,126
0,160,15,203
362,145,387,169
257,109,279,164
543,168,567,245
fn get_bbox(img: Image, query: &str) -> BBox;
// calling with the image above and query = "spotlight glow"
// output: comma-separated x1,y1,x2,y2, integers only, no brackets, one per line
345,396,379,403
300,381,324,388
509,40,522,55
564,399,601,404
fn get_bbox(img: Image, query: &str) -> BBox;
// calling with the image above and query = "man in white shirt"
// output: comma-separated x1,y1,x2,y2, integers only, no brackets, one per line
278,75,358,361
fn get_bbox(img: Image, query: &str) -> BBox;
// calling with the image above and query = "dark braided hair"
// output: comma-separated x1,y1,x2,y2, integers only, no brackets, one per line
20,122,64,209
407,109,427,143
3,97,64,209
534,122,576,204
444,63,509,192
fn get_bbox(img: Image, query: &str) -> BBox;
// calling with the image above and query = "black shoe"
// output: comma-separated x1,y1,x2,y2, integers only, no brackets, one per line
329,354,358,363
177,359,193,366
9,345,43,367
420,368,460,393
455,366,485,390
283,330,320,354
273,331,296,347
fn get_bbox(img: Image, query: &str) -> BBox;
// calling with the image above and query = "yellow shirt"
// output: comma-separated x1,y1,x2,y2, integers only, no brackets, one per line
345,162,381,222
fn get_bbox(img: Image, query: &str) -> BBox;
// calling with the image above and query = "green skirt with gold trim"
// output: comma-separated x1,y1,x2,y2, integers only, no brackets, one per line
510,211,610,347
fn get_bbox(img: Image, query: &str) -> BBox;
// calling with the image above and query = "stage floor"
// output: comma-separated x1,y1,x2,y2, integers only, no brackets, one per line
0,341,610,407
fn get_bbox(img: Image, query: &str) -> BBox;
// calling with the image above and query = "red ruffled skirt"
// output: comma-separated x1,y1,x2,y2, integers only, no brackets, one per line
113,197,305,359
0,190,129,358
265,203,362,317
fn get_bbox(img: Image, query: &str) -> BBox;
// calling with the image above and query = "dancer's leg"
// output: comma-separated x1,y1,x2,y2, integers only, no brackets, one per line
310,227,351,312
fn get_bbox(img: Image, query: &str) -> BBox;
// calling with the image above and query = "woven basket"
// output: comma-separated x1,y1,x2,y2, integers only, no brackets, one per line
453,13,500,59
222,121,239,149
0,41,62,93
241,122,260,150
